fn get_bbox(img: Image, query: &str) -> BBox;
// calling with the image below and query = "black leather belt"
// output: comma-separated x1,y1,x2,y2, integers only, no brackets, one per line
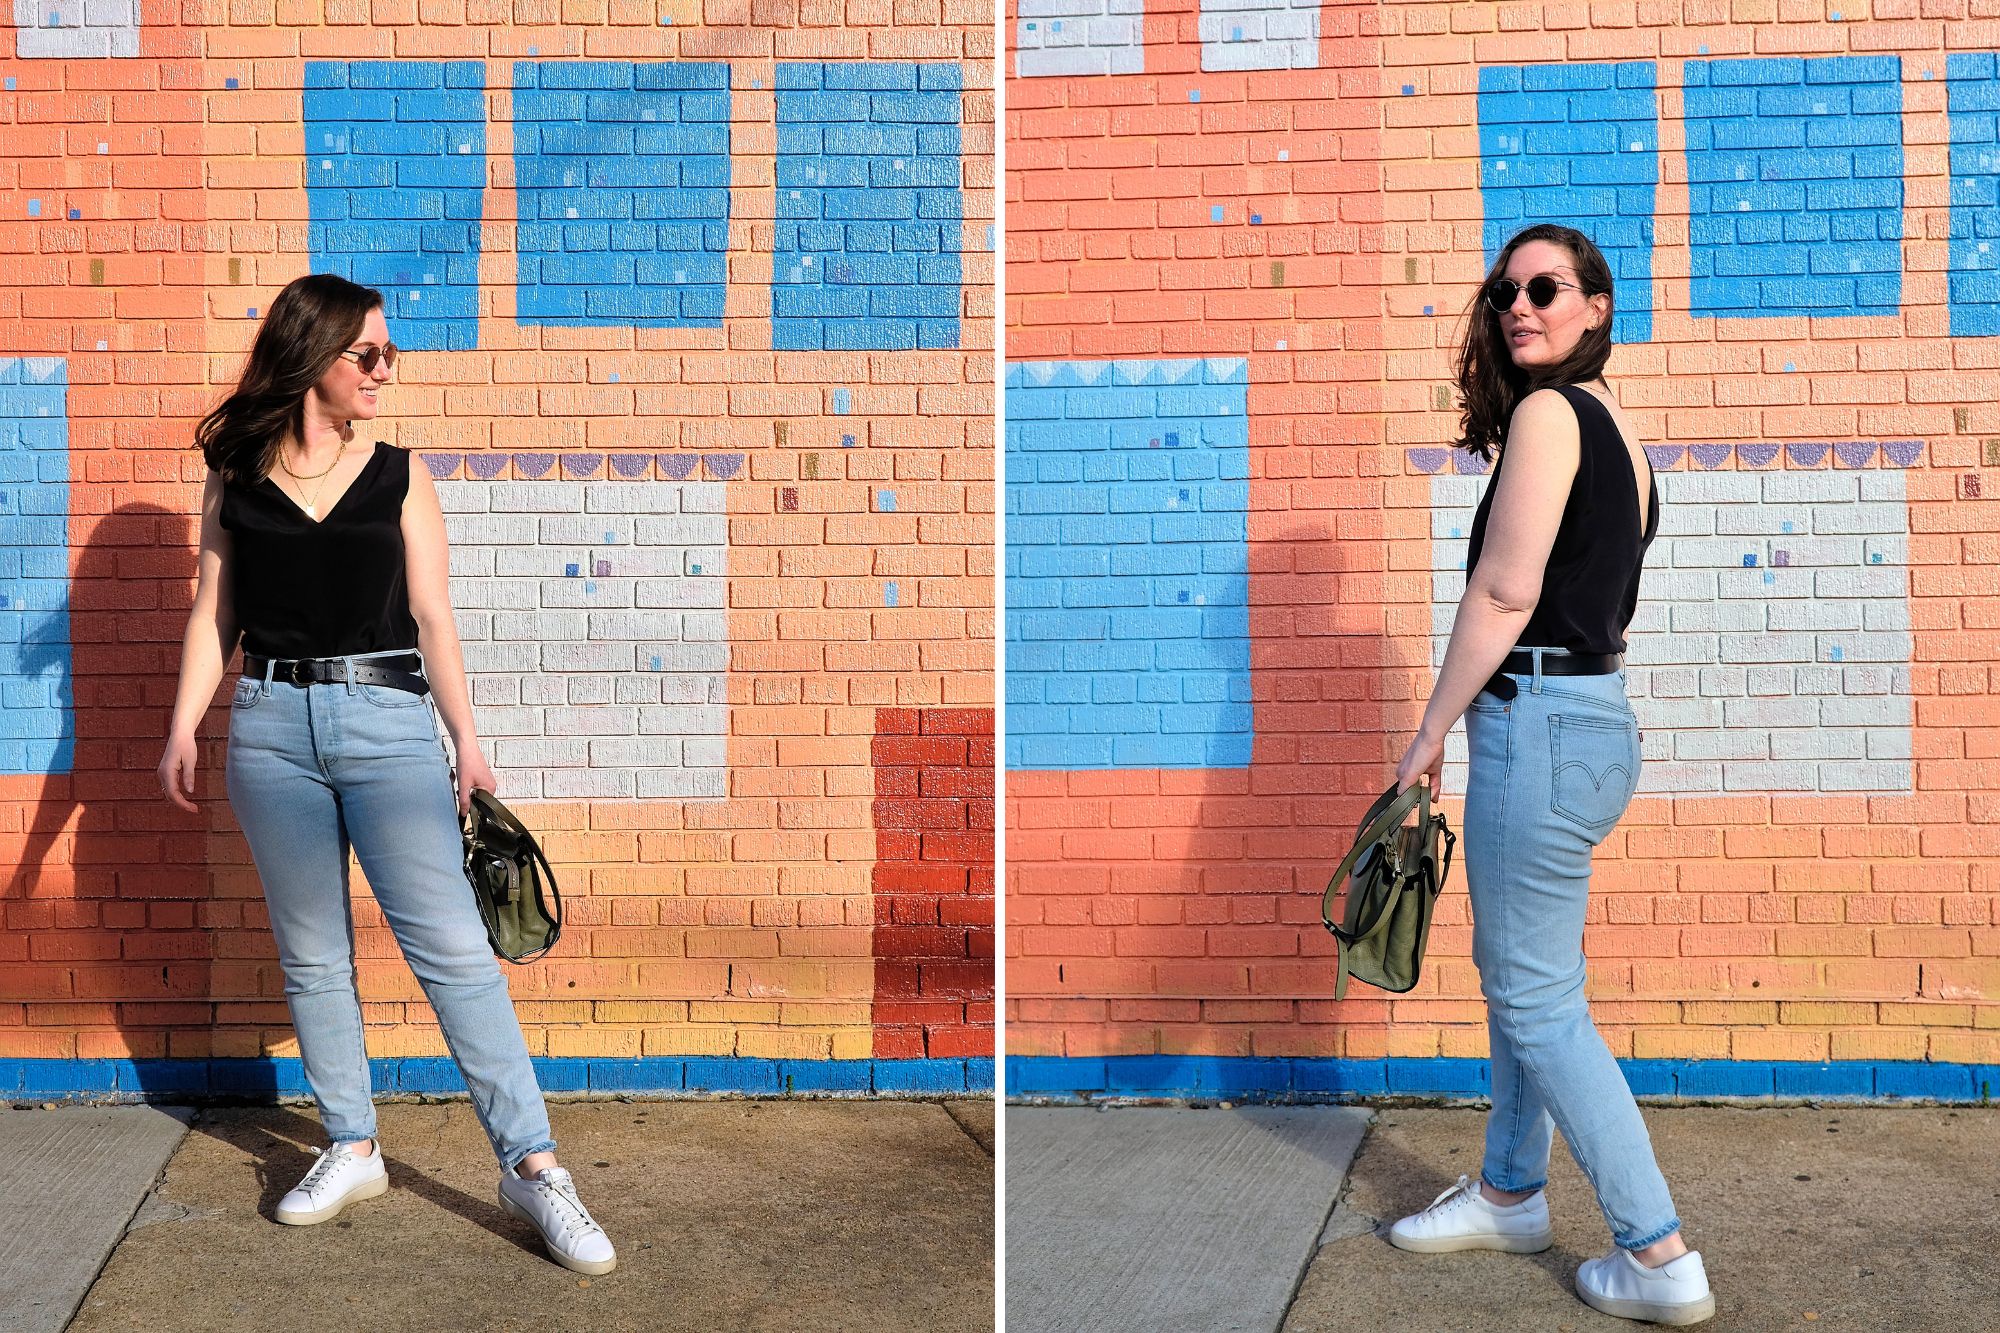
243,653,430,697
1480,650,1621,701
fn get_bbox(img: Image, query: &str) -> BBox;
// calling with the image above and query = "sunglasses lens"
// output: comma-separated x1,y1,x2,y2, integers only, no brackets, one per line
1527,276,1563,307
355,345,396,373
1485,280,1519,313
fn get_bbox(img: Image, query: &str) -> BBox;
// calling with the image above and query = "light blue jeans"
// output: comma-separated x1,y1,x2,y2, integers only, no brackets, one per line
1462,648,1680,1251
224,647,555,1173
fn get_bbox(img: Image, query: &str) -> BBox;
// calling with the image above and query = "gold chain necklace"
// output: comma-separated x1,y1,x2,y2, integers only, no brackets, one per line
277,439,348,520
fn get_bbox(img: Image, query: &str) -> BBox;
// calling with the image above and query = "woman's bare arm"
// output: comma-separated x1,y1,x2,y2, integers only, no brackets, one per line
1415,389,1582,745
401,455,479,753
166,471,241,742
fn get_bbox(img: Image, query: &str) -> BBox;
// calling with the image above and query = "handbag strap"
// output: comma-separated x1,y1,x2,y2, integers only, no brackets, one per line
1321,781,1430,942
1326,781,1431,1002
460,788,566,964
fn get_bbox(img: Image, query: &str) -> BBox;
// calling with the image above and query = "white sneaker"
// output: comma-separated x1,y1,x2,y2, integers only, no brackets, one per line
275,1140,388,1225
1387,1173,1554,1254
499,1165,617,1275
1576,1246,1716,1325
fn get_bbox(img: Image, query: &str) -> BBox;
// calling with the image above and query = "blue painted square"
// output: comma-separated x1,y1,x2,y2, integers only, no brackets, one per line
0,357,74,776
1947,54,2000,336
1479,61,1659,344
773,63,963,351
226,77,239,90
305,61,487,351
1005,358,1252,771
513,61,731,329
1684,56,1903,319
1210,204,1224,222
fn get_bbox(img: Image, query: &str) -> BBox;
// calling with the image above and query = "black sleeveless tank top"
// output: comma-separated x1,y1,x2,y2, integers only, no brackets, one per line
1464,384,1659,656
219,440,420,660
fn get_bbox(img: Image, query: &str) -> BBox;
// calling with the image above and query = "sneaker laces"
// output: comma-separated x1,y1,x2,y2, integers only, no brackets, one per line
297,1142,355,1198
1418,1173,1480,1219
529,1169,604,1245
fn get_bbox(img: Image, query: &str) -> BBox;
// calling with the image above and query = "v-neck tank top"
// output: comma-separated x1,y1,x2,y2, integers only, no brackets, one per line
1463,384,1660,656
219,440,420,660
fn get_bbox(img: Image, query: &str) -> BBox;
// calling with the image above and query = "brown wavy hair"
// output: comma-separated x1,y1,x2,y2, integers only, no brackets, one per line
194,273,385,486
1452,224,1614,462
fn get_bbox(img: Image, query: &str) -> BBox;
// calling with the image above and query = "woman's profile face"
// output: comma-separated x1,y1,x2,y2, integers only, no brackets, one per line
1492,239,1611,372
308,305,394,428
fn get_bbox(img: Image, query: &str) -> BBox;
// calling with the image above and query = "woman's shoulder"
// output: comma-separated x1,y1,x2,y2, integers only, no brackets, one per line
1509,385,1585,431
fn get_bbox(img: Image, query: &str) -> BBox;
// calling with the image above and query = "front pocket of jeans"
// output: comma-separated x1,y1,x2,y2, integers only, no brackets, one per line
1548,713,1639,835
230,676,262,709
358,681,426,709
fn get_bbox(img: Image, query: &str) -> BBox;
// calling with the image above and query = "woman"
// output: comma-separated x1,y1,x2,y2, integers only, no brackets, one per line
155,273,615,1276
1386,225,1714,1326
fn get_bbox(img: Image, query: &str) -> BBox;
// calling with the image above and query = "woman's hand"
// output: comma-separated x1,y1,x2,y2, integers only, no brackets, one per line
158,732,201,813
454,743,499,816
1396,728,1446,797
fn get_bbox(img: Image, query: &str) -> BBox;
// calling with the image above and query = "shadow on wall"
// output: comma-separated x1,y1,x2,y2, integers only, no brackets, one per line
1012,514,1478,1088
3,501,299,1101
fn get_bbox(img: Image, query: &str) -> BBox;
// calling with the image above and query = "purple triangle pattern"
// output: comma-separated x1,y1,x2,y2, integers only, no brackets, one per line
514,453,555,479
703,453,744,480
1833,442,1878,468
563,453,604,478
466,453,509,480
1454,451,1491,475
422,452,462,479
1786,443,1829,468
1883,440,1925,467
1690,443,1732,470
609,453,652,478
1643,444,1685,469
658,453,699,480
1737,443,1780,468
1408,448,1448,474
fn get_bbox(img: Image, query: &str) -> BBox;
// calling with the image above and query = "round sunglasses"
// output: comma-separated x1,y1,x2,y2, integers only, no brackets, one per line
339,342,398,374
1484,275,1584,314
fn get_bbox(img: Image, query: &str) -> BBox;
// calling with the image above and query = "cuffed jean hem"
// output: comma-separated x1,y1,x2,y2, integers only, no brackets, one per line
1480,1173,1549,1197
502,1138,560,1174
1619,1217,1685,1252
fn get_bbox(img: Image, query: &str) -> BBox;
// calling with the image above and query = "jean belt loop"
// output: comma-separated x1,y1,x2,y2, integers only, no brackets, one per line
260,654,276,698
342,653,358,695
1530,645,1545,694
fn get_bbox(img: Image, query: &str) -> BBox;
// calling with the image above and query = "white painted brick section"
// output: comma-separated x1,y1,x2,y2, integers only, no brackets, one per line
1014,0,1145,79
440,479,728,802
1430,468,1914,796
1199,0,1321,70
12,0,139,57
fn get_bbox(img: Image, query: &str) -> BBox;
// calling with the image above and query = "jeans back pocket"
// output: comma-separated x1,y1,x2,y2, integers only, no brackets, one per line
1547,712,1640,838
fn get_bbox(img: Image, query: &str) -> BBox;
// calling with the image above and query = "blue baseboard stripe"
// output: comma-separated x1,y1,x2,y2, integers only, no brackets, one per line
1004,1056,1998,1105
0,1056,993,1101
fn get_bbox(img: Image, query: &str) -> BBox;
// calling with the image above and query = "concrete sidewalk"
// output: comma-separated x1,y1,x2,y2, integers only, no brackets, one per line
1007,1104,2000,1333
9,1099,993,1333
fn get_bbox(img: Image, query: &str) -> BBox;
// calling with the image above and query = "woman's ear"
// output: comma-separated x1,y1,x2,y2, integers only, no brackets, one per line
1589,292,1611,331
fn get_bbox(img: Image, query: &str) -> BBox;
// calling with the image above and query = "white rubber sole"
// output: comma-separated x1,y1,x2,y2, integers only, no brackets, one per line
1388,1224,1555,1254
275,1170,388,1225
499,1189,618,1275
1577,1283,1717,1326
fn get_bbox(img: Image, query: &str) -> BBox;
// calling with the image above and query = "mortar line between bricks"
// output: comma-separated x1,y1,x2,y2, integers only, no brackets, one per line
1272,1113,1377,1333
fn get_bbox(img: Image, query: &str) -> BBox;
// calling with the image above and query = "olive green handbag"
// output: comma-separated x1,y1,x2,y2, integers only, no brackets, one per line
1320,781,1457,1001
460,788,563,964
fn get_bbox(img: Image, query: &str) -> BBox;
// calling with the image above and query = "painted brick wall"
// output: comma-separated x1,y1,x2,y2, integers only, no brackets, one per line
1006,0,2000,1087
0,7,996,1096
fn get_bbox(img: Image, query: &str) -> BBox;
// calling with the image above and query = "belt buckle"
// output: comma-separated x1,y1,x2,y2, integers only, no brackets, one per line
288,658,313,687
